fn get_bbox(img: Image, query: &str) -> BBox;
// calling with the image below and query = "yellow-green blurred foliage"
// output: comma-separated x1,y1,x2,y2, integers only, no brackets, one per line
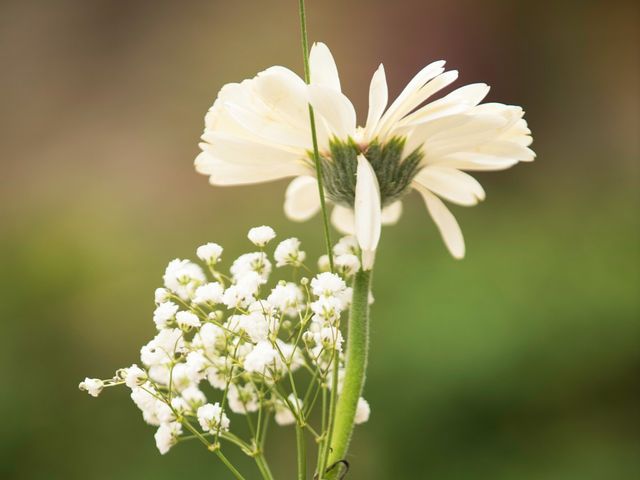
1,1,638,479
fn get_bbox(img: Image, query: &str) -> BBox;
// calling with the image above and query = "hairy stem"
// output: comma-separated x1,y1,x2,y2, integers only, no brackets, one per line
325,270,371,478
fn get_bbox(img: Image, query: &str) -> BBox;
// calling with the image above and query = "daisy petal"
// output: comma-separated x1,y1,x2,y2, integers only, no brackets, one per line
434,152,520,171
379,62,456,136
363,64,388,140
414,167,485,206
331,205,355,235
308,85,357,139
199,133,302,167
381,201,403,225
415,186,465,259
223,102,310,149
402,114,473,155
195,151,306,185
479,141,536,161
284,176,321,221
355,155,382,269
254,66,310,126
397,70,459,121
309,42,341,92
382,61,446,123
401,83,490,126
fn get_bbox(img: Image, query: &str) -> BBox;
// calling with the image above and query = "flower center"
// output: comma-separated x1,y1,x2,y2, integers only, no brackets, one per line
310,136,424,208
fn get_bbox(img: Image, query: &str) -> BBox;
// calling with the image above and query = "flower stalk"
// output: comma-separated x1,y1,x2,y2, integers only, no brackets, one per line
298,0,334,271
296,423,307,480
324,269,371,478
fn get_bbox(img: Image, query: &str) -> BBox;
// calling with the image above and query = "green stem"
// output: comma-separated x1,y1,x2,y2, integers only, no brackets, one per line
298,0,334,271
181,420,247,480
296,423,307,480
325,270,372,478
318,347,339,474
255,453,275,480
215,450,247,480
315,385,328,477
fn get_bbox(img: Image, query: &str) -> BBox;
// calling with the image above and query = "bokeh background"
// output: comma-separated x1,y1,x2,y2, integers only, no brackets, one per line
1,0,638,479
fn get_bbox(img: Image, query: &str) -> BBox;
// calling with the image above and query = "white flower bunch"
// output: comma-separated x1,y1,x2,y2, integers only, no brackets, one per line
80,226,370,464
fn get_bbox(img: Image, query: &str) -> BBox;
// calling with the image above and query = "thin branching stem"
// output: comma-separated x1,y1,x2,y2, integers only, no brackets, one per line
298,0,334,272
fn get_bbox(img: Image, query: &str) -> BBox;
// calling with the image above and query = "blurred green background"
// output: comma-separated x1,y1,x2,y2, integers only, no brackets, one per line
1,0,638,479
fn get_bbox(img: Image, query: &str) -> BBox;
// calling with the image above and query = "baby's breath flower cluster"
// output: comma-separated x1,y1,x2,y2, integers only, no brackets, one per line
81,227,370,466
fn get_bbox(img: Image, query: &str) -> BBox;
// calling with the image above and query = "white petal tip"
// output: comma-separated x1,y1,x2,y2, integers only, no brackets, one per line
452,249,465,260
361,249,376,270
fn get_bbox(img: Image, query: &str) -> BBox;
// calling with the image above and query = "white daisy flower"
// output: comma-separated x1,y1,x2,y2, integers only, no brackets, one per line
195,43,534,264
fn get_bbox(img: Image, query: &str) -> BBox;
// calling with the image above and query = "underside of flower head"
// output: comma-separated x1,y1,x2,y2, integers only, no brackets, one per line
313,136,423,209
195,42,534,260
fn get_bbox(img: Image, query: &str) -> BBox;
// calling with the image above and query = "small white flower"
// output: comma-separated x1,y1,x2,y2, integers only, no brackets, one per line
176,311,201,330
206,356,232,390
185,351,208,382
124,364,147,388
140,328,184,367
163,259,206,300
130,383,157,411
130,383,163,425
156,402,177,424
317,326,344,352
268,282,303,315
339,287,355,309
171,396,189,415
197,402,230,432
311,272,347,298
238,312,270,343
311,296,345,323
196,242,223,264
274,238,306,267
154,422,182,455
223,270,266,309
317,254,330,272
147,365,171,385
230,252,272,283
153,301,179,330
169,363,194,392
79,378,103,397
243,341,277,373
355,397,370,424
154,287,170,304
193,282,224,305
181,385,207,407
335,253,360,276
247,225,276,247
197,322,224,351
275,340,304,371
275,394,302,426
227,383,260,414
333,236,359,256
